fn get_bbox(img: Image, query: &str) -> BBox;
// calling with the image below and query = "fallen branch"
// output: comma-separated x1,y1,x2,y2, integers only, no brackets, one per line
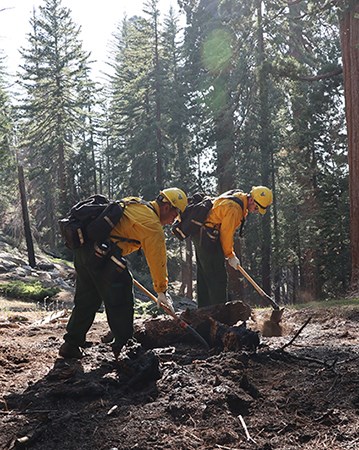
271,348,340,372
238,414,257,444
279,352,331,367
336,354,359,366
327,374,341,394
32,309,68,326
279,317,312,351
0,409,55,415
215,445,240,450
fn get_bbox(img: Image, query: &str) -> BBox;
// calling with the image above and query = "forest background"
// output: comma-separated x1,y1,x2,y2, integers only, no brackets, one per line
0,0,358,307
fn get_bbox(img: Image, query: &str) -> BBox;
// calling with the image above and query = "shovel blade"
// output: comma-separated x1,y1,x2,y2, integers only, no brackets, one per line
270,308,284,324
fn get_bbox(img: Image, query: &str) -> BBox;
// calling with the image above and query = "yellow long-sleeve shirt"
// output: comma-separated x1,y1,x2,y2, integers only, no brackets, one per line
205,192,248,259
110,198,168,293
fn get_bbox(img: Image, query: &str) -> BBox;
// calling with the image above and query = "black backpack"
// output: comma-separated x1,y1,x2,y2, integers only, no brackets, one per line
58,194,125,250
172,191,245,241
172,193,212,241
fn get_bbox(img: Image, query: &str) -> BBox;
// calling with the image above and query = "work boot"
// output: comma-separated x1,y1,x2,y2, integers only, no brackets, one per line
111,344,123,361
101,330,114,344
59,342,83,359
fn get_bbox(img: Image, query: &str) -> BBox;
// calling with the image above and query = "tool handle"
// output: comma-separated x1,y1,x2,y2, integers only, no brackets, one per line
236,264,280,310
133,278,209,350
133,279,176,318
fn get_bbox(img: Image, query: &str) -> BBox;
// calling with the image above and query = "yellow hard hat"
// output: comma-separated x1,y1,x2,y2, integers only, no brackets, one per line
250,186,273,215
159,188,188,213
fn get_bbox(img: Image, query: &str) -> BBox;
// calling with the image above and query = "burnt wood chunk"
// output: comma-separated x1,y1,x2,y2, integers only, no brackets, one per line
134,300,259,352
117,339,161,386
180,300,252,327
135,316,189,348
209,319,259,352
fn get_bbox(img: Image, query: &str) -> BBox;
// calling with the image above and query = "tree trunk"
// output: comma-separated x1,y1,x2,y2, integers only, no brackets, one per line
271,152,280,303
257,0,272,295
153,4,163,188
287,1,320,300
216,101,235,193
179,240,193,299
18,164,36,268
338,2,359,291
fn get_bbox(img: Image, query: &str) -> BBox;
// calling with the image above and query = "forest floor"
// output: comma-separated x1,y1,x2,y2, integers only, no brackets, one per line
1,294,359,450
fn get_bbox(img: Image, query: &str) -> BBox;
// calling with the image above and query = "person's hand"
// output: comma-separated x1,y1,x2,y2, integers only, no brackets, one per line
157,292,175,314
228,255,240,270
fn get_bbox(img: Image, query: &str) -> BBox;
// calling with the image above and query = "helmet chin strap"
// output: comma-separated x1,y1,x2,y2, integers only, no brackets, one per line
254,199,267,210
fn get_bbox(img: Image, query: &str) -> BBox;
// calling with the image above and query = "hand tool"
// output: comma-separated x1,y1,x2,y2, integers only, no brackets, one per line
133,278,210,350
236,263,283,324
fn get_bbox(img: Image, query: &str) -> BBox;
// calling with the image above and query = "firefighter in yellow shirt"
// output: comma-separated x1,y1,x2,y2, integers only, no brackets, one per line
59,188,187,360
192,186,273,308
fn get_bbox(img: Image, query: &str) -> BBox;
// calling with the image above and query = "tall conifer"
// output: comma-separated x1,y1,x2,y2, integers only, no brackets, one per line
18,0,93,246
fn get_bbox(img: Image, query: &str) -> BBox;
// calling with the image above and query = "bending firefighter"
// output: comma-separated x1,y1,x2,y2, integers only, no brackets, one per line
192,186,273,308
59,188,188,360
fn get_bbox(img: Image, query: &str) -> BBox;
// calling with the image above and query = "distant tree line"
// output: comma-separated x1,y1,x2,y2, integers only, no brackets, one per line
0,0,358,304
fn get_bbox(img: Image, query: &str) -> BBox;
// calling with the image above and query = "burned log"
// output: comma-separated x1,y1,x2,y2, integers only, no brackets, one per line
134,300,259,352
134,316,190,348
180,300,252,327
209,319,259,352
178,300,253,350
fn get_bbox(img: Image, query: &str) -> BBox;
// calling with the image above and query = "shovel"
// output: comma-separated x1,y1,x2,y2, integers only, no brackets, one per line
133,278,210,350
236,263,283,324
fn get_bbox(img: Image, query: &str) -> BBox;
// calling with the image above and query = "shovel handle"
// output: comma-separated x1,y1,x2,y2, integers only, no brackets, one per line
236,264,280,310
133,278,174,317
133,278,209,350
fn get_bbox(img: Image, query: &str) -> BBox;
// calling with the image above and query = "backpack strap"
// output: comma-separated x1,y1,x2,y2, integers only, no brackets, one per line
124,197,157,213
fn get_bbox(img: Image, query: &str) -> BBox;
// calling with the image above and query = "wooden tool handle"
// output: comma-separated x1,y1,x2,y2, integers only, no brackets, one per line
236,264,280,310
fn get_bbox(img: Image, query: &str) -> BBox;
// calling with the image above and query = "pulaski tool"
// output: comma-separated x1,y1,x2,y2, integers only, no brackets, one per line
235,263,284,332
133,278,210,350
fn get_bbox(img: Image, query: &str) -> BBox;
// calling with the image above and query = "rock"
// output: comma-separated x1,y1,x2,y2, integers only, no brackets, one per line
36,263,55,271
15,267,28,277
0,241,76,307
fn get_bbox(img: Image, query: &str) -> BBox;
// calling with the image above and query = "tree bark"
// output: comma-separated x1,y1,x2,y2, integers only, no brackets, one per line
338,1,359,291
257,0,272,295
179,240,193,299
18,164,36,268
216,102,235,193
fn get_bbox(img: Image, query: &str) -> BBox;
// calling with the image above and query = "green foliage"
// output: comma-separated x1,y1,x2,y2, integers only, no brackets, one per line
0,59,17,219
283,297,359,310
0,0,352,302
48,256,74,269
0,280,60,301
106,4,194,200
17,0,96,246
134,298,158,318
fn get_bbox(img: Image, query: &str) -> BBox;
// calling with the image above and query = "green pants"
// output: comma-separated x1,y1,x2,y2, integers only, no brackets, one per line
64,242,134,350
192,234,228,308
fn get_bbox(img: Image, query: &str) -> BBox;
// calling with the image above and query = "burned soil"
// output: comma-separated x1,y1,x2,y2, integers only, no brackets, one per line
1,299,359,450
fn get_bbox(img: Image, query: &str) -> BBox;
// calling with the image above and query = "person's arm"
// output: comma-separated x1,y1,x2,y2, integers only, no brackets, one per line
141,227,169,293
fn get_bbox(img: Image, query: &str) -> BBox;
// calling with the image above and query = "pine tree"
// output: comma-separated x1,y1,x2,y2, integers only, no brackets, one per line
17,0,94,247
268,0,348,300
180,0,349,302
159,7,193,186
338,0,359,292
107,15,157,198
0,56,16,213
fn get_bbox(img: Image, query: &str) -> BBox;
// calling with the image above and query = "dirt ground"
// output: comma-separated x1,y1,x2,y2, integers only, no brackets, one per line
1,296,359,450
